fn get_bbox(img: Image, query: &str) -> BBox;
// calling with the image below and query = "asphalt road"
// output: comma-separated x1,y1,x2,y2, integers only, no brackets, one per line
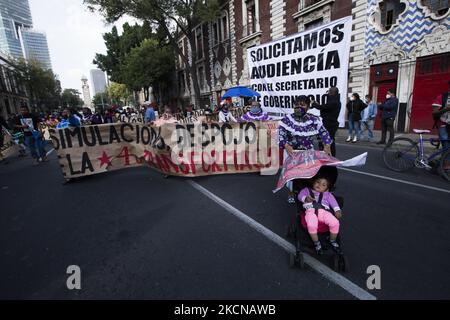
0,142,449,299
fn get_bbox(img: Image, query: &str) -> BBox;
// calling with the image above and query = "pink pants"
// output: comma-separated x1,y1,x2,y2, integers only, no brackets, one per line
305,208,340,234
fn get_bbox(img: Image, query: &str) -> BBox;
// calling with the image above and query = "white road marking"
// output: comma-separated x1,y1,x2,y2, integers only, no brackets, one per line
187,180,377,301
46,148,55,157
339,167,450,194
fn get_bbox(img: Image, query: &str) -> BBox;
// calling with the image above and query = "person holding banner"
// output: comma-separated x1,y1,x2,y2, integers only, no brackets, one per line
218,102,238,123
15,106,47,165
240,101,270,122
279,96,333,203
311,87,341,156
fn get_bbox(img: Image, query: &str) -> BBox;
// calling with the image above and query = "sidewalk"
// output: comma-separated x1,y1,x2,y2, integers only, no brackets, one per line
335,128,439,152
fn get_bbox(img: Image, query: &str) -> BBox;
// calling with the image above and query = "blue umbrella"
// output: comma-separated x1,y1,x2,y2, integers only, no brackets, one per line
222,86,261,98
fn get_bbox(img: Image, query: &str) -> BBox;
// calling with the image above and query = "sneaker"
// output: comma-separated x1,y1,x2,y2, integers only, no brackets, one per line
329,240,342,254
314,241,323,255
40,156,49,162
352,136,358,143
346,136,352,142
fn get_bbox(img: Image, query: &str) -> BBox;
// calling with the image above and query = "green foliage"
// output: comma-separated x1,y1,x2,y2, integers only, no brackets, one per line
61,89,83,108
107,82,131,105
93,22,154,84
12,58,60,111
122,39,175,91
85,0,221,105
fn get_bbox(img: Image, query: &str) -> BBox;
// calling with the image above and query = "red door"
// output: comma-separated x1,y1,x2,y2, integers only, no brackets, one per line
410,53,450,133
374,81,397,130
369,62,399,130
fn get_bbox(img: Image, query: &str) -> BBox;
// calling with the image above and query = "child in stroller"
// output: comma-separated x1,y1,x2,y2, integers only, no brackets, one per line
298,174,342,255
287,166,348,272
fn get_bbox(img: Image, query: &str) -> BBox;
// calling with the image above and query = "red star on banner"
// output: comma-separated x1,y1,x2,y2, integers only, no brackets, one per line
98,151,112,168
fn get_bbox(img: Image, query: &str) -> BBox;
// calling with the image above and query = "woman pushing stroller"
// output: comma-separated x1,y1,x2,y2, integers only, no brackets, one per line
278,95,333,203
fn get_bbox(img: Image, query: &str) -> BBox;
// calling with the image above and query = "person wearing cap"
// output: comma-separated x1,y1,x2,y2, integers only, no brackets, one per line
278,95,333,203
218,101,237,123
240,101,270,121
432,80,450,149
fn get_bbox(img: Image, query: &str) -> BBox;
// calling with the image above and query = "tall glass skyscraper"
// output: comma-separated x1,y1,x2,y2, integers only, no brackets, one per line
0,0,33,59
0,0,52,70
20,28,52,70
90,69,107,95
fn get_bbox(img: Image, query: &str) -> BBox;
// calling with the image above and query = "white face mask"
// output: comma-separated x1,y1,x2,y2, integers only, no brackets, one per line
386,94,391,99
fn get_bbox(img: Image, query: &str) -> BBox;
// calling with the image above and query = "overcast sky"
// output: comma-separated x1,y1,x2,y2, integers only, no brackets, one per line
29,0,137,96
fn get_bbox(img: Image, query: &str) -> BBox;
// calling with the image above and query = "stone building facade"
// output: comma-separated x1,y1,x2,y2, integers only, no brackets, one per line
0,52,28,118
176,0,352,109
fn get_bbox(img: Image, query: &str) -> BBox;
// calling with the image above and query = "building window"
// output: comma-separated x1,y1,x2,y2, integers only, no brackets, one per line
213,22,220,45
304,0,322,7
421,0,450,16
304,18,323,30
418,58,433,75
221,13,229,41
195,27,204,60
178,41,185,68
440,53,450,73
179,72,186,94
379,0,406,32
198,66,205,91
246,0,257,36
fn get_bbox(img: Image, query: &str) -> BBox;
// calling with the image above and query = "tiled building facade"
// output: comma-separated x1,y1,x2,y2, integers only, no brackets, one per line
349,0,450,132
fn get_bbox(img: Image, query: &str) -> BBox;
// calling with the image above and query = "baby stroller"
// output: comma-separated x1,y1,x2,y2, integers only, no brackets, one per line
285,166,349,272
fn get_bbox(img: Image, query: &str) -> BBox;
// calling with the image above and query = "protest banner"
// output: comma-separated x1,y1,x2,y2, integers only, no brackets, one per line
1,129,20,159
50,121,281,179
247,16,352,126
273,150,367,193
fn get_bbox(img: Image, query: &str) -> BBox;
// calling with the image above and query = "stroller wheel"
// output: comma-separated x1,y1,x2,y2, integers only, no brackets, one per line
339,255,349,273
289,253,296,268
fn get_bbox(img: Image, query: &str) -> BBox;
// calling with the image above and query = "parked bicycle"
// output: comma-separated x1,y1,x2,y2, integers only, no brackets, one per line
382,129,450,181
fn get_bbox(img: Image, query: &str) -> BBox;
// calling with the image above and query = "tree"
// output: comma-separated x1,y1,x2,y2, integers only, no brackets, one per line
61,89,83,108
92,91,110,109
93,21,154,84
107,82,131,105
12,58,60,112
122,39,175,102
85,0,221,107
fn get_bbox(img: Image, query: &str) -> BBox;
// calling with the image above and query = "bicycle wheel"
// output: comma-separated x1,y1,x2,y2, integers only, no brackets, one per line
382,138,419,172
438,149,450,182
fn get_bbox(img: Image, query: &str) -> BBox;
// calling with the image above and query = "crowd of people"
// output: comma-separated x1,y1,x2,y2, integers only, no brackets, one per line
1,82,449,168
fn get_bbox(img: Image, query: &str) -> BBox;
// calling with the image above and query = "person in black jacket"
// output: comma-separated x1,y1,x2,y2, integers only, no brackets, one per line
346,93,366,143
311,86,341,156
376,89,399,145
